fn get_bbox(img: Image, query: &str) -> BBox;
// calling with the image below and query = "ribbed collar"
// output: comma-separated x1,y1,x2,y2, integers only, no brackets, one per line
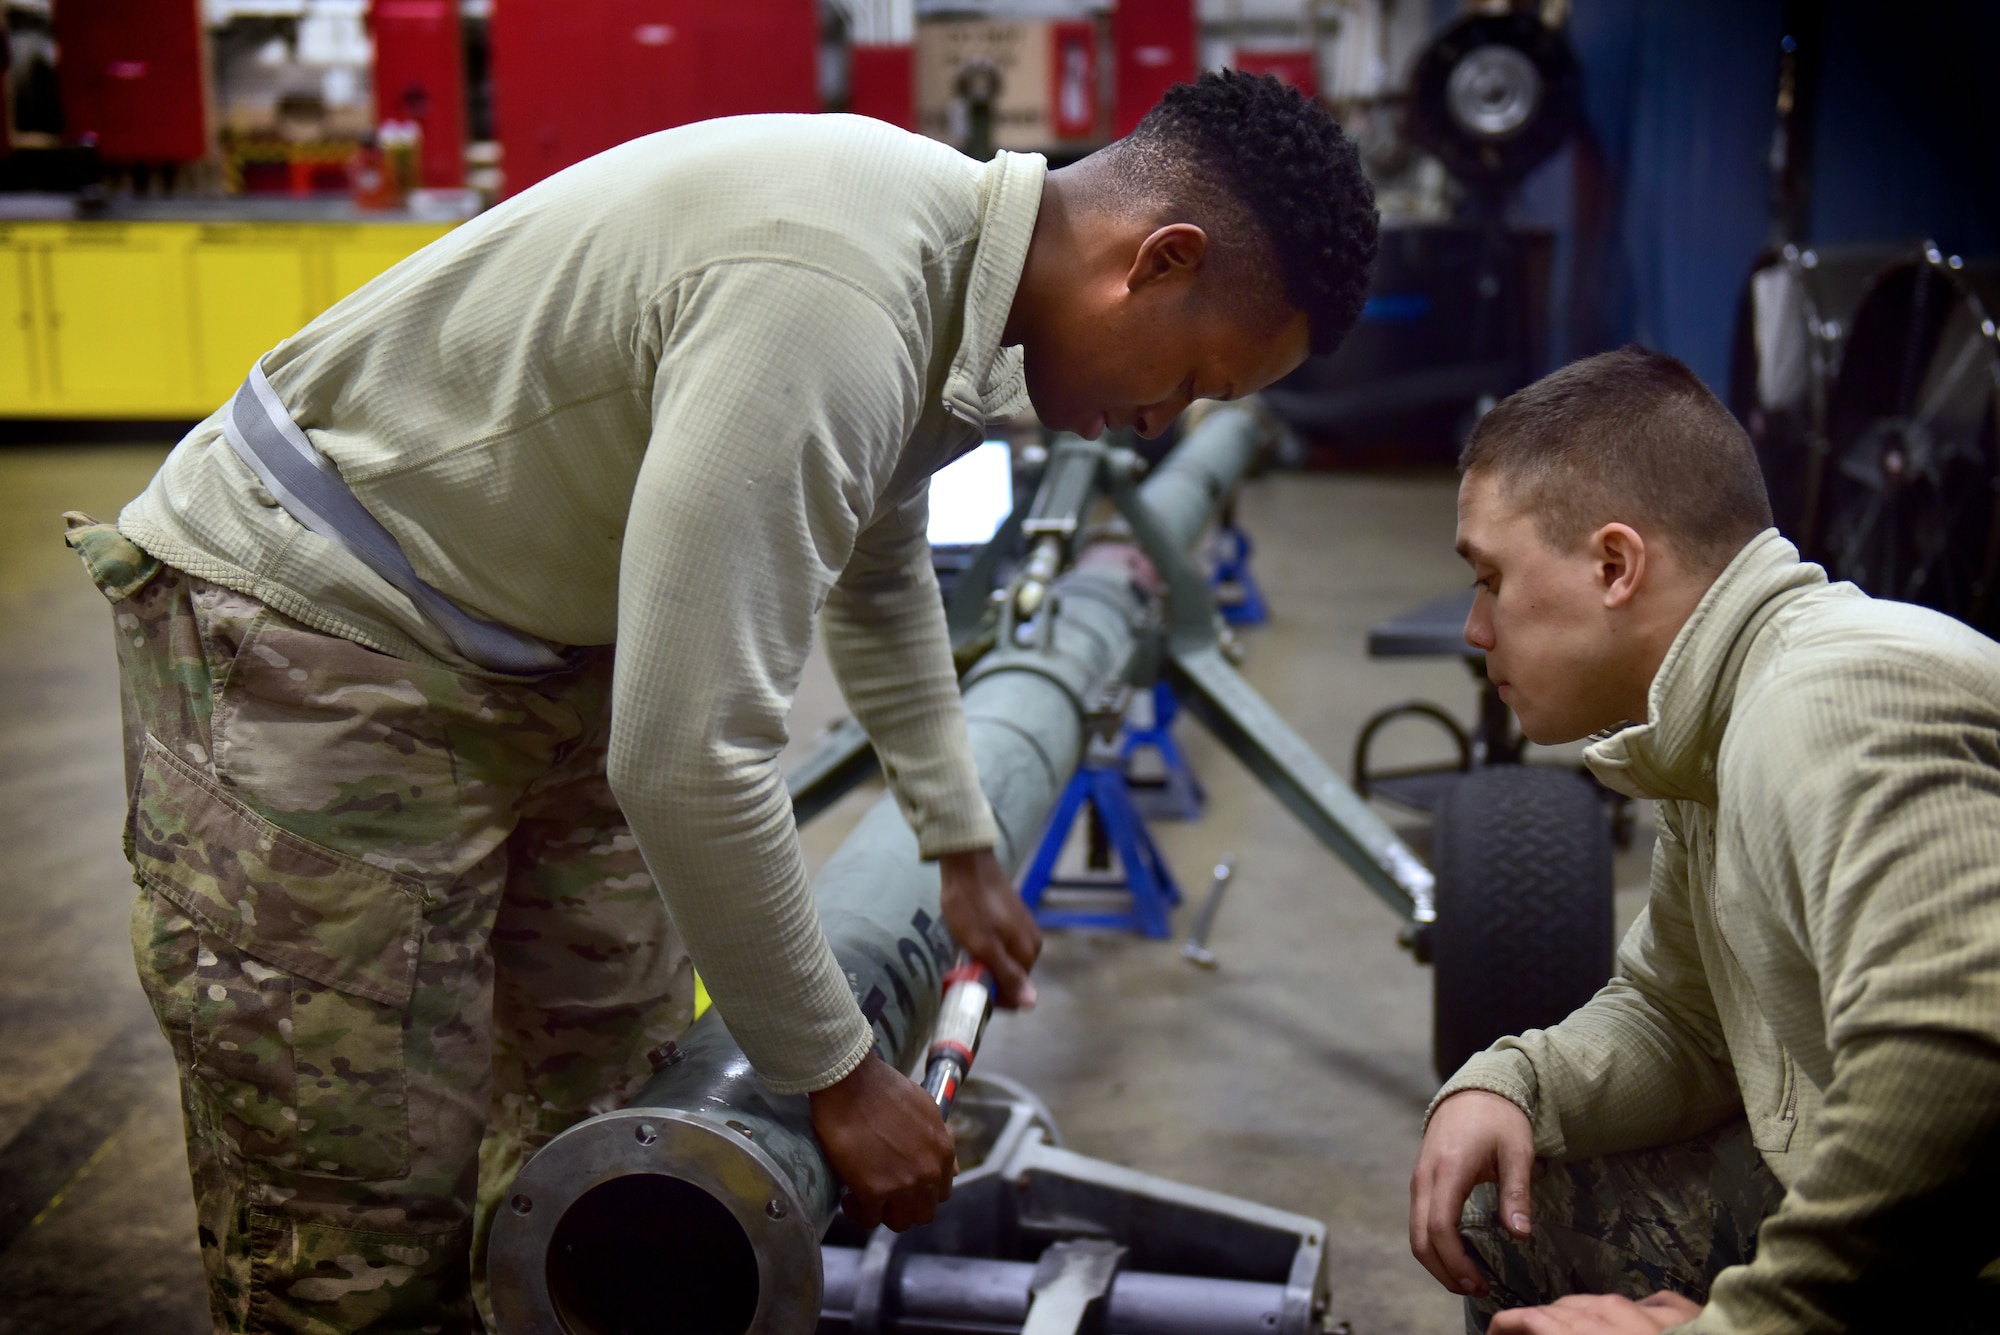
941,150,1045,425
1584,529,1826,805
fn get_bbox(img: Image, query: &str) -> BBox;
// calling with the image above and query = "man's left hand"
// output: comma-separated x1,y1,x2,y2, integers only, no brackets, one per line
938,847,1041,1009
1489,1291,1701,1334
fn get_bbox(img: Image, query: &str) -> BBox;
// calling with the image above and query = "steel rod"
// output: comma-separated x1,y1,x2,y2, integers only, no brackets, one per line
821,1247,1290,1335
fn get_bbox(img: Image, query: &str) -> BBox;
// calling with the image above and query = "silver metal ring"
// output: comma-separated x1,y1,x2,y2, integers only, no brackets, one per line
489,1109,822,1334
1446,44,1544,139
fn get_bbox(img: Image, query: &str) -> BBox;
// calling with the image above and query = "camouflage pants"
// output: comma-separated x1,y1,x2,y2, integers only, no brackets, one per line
1461,1118,1786,1333
68,518,695,1334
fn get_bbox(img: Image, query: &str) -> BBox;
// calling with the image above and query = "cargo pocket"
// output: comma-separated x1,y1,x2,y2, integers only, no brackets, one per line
249,1208,474,1332
131,734,426,1182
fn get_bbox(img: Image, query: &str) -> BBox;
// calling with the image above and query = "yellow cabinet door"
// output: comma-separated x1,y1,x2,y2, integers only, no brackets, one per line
3,219,459,418
325,223,453,305
189,227,319,407
0,239,47,411
40,224,197,415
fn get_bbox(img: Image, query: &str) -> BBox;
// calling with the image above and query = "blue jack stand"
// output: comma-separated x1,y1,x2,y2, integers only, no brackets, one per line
1019,759,1183,939
1121,681,1205,821
1210,525,1269,627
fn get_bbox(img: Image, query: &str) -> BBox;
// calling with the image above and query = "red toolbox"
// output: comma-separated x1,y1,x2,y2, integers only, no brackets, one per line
490,0,818,196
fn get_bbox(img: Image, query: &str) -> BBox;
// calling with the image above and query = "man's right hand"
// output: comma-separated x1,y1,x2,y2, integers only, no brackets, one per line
808,1052,958,1231
1410,1089,1537,1297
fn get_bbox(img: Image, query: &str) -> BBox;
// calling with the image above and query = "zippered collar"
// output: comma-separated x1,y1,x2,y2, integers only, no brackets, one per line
940,150,1046,427
1584,529,1826,805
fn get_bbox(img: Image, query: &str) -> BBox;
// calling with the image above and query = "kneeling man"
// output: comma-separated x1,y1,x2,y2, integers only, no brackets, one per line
1411,347,2000,1332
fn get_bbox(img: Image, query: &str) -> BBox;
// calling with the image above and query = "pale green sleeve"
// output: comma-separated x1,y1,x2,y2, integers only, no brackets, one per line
1429,803,1741,1158
821,485,996,860
607,262,920,1095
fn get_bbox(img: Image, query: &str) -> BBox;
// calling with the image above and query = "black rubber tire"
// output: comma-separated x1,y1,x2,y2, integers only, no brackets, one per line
1431,765,1615,1082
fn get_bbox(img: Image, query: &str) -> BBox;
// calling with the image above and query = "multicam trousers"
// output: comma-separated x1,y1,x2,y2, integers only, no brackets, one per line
1460,1118,1787,1333
66,517,695,1334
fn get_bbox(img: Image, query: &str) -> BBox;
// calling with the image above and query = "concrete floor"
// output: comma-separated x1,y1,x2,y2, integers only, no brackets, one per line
0,443,1653,1334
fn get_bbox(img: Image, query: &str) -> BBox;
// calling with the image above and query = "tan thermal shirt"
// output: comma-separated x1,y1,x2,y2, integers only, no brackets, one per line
121,114,1045,1093
1433,531,2000,1329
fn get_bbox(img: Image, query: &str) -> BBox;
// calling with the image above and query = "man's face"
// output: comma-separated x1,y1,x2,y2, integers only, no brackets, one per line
1455,470,1634,745
1021,265,1311,440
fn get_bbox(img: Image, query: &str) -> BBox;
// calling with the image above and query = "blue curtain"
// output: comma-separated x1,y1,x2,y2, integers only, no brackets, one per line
1430,0,1999,391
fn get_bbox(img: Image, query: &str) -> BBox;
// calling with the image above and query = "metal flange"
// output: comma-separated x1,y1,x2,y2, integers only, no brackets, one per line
490,1108,822,1334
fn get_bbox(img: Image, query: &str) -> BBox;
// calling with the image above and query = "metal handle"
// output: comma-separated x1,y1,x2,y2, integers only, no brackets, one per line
1180,856,1236,969
922,953,995,1117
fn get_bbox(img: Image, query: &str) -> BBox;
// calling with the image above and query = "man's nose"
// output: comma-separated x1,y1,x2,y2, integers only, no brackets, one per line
1463,602,1495,652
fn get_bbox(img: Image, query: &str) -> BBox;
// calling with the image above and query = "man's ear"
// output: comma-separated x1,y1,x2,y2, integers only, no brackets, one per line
1125,223,1208,294
1594,522,1647,610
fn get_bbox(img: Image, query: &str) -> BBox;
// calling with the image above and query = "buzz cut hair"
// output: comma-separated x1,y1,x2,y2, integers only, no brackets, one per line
1107,69,1379,357
1460,346,1775,574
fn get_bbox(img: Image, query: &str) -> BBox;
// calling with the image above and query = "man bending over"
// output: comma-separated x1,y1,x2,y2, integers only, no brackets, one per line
1410,347,2000,1332
68,73,1378,1332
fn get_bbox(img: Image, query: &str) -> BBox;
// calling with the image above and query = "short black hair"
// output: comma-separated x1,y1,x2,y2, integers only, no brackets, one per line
1120,70,1378,356
1461,346,1775,574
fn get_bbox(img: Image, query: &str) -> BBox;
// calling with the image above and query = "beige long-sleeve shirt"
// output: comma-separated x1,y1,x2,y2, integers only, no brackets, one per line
120,114,1045,1093
1434,530,2000,1329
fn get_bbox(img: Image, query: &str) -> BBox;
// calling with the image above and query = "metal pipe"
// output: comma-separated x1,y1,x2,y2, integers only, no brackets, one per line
820,1247,1290,1334
1132,409,1263,548
1179,856,1236,969
489,408,1268,1335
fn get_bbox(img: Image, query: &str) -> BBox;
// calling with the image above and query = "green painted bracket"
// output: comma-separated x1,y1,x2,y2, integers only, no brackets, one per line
1103,445,1435,928
1168,643,1436,926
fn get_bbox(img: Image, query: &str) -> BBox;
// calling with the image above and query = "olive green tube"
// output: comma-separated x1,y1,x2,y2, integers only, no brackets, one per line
489,407,1264,1335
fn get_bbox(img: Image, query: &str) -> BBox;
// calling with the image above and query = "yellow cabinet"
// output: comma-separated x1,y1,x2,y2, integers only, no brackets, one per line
0,218,456,418
327,224,452,304
189,226,320,406
0,241,44,408
41,224,200,416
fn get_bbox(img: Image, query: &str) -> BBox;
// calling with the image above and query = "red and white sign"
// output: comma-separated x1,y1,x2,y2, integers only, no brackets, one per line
1050,21,1097,139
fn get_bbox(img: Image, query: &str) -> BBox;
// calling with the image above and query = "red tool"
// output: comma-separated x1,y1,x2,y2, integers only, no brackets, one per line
921,954,995,1118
